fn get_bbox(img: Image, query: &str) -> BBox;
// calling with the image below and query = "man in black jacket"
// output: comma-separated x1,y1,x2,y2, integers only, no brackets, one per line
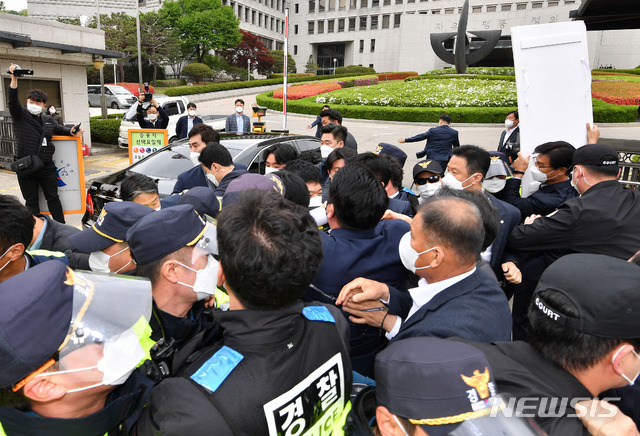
136,95,169,129
8,63,82,223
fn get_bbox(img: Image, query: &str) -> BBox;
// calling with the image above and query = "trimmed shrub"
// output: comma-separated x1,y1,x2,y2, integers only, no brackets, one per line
334,76,379,88
90,118,121,145
423,67,515,76
273,83,342,100
335,65,376,75
182,63,213,83
592,68,640,76
377,72,419,81
156,78,187,87
269,73,315,78
406,74,516,82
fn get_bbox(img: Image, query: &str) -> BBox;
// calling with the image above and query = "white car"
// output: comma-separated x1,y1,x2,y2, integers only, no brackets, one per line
117,95,226,147
88,85,136,109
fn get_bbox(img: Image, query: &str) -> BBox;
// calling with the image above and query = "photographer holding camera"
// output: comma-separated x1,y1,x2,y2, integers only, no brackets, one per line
136,89,169,130
7,63,83,224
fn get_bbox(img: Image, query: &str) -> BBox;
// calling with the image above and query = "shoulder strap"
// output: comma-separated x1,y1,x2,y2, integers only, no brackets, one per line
34,115,46,157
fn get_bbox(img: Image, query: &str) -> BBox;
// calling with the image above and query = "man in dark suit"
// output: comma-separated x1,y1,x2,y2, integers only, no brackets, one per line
306,163,410,378
175,102,202,139
497,110,520,162
136,95,169,129
399,114,460,171
319,108,358,152
337,196,511,346
224,98,251,133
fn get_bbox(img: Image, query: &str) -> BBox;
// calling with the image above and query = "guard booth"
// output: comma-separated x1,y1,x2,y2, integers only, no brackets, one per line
0,111,16,169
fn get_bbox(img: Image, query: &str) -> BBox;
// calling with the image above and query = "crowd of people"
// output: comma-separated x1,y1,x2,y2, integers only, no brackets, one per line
3,65,640,436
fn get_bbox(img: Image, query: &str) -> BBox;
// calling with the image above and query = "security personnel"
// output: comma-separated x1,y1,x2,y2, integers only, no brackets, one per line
0,261,156,436
69,201,154,273
127,205,219,350
137,190,352,435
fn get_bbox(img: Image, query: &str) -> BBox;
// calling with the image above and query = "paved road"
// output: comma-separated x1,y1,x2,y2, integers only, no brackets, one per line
3,89,640,229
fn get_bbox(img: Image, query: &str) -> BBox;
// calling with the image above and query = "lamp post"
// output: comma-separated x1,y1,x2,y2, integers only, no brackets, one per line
333,57,337,75
136,0,143,97
247,58,251,81
96,0,108,119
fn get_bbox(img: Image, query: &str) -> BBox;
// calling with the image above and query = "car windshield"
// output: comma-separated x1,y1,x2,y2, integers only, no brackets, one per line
124,103,138,121
129,141,246,179
111,87,132,95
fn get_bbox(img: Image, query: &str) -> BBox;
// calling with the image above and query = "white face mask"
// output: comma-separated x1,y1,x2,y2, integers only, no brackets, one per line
36,327,145,393
49,108,56,114
417,182,441,200
321,144,335,159
0,244,15,273
398,232,438,273
505,119,515,129
188,110,197,117
309,196,323,208
27,103,43,115
148,113,158,121
235,106,243,114
207,169,220,187
190,151,201,166
483,178,507,193
442,172,477,191
177,255,219,300
612,346,640,386
265,166,279,175
88,246,131,274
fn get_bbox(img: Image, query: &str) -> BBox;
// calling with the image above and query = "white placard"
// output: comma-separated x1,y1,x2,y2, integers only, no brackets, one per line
38,137,85,214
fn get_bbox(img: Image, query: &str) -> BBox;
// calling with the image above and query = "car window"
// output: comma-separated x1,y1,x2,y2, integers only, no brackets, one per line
247,141,298,174
295,139,322,164
111,87,132,95
105,89,113,96
177,101,185,113
130,146,193,179
164,102,179,116
88,87,97,95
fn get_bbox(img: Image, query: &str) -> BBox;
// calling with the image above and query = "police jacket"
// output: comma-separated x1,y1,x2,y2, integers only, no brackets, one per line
501,178,577,222
406,125,460,162
136,104,169,130
0,370,154,436
508,180,640,262
8,87,72,164
149,300,216,351
213,167,248,197
137,302,352,436
457,339,592,436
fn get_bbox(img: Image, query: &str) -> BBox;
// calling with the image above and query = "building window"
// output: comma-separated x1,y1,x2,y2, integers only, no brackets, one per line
319,0,325,11
360,16,367,29
487,5,496,12
369,64,374,68
432,9,440,13
472,5,482,12
532,2,542,7
349,17,356,30
396,0,402,4
271,17,275,30
564,0,575,3
444,8,453,13
308,21,315,33
359,39,364,53
245,8,249,21
371,0,378,6
295,3,299,12
294,45,298,54
371,15,378,29
277,0,280,10
516,3,526,9
548,0,558,5
294,24,299,33
394,12,401,27
318,20,324,33
350,0,357,7
258,12,263,27
501,4,511,11
238,5,242,18
382,14,389,28
407,0,415,3
361,0,368,7
328,0,335,10
276,19,279,32
340,0,346,9
252,10,256,24
338,18,345,31
370,39,375,52
383,0,390,5
328,19,335,32
309,0,315,12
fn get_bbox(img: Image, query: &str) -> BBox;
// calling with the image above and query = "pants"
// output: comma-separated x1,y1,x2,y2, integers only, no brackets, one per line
17,161,65,223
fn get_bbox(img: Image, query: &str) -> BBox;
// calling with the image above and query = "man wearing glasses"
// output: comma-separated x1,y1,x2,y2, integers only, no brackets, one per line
411,160,444,204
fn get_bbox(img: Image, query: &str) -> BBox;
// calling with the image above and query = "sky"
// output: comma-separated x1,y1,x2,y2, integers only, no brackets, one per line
3,0,27,11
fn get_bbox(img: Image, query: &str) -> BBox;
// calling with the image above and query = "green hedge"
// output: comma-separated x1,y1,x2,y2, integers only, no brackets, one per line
164,73,374,96
423,67,515,76
257,91,637,123
335,65,376,74
406,74,516,82
156,78,187,87
592,68,640,76
90,118,121,144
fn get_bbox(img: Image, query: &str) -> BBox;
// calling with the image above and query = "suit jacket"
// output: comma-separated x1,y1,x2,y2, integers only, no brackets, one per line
136,104,169,130
388,268,511,343
498,127,519,152
225,113,251,133
388,197,413,217
175,115,203,139
486,193,520,277
36,214,79,252
406,125,460,162
172,165,210,194
501,178,577,222
213,167,247,197
345,132,358,152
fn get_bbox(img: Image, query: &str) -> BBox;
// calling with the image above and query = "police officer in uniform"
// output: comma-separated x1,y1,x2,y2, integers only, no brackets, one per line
137,191,352,435
0,261,156,436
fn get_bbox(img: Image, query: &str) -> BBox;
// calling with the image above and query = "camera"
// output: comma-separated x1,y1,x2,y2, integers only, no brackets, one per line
143,82,153,102
6,65,34,77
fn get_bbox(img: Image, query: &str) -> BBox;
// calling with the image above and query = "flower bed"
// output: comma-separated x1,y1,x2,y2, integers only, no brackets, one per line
334,76,379,88
592,80,640,105
270,73,315,78
119,82,155,97
315,79,517,107
377,72,418,81
273,82,342,100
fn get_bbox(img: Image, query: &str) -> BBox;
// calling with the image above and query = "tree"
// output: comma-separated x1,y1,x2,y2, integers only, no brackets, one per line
304,55,319,74
219,30,275,76
101,13,137,84
160,0,241,63
270,50,297,74
0,2,5,11
140,10,181,86
182,63,213,83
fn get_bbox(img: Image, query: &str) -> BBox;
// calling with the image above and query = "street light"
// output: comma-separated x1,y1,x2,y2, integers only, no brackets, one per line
248,58,251,82
333,58,337,75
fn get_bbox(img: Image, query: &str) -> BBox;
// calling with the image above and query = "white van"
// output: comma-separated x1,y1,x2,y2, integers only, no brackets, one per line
117,95,226,147
88,85,135,109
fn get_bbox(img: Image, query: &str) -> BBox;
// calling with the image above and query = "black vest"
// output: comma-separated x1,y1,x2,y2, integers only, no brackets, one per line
180,303,352,435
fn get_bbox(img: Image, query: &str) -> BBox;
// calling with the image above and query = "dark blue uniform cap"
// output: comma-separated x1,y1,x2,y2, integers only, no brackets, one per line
222,173,286,209
69,201,154,253
0,261,73,388
127,204,206,265
375,337,497,436
375,143,408,167
534,253,640,339
412,160,444,179
177,187,221,218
